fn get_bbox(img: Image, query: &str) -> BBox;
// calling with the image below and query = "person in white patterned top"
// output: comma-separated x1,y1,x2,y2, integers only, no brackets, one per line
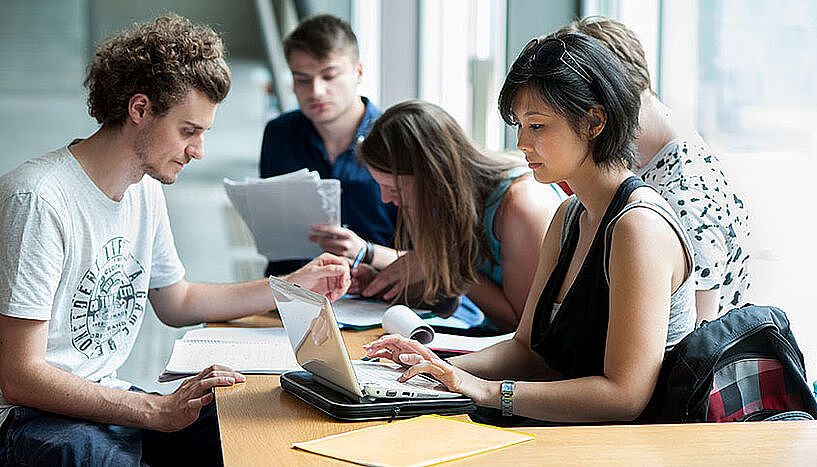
559,17,751,323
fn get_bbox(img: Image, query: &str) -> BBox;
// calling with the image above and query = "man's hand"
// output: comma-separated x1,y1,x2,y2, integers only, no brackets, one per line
154,364,245,432
286,252,351,301
361,251,425,300
309,224,366,260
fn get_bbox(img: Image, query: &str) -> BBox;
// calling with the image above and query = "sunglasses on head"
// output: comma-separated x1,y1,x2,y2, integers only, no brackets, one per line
521,36,592,84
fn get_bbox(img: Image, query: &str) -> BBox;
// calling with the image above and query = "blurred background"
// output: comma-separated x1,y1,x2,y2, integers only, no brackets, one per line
1,0,815,393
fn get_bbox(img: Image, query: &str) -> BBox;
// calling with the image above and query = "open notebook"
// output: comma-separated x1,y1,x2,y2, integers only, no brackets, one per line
159,327,300,382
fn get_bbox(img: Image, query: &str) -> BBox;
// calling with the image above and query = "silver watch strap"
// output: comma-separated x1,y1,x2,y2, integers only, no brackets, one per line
501,380,514,417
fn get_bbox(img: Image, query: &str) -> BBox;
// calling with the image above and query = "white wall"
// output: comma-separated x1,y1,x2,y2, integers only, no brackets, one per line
720,152,817,376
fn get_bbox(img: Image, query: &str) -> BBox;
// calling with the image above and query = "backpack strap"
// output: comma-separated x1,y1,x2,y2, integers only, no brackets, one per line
602,200,694,285
739,410,815,422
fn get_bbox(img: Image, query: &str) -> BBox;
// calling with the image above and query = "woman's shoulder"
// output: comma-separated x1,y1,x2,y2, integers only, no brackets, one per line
611,186,682,239
500,176,565,221
624,184,678,214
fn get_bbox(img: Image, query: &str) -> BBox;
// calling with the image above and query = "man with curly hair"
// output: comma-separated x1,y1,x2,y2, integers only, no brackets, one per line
0,15,350,465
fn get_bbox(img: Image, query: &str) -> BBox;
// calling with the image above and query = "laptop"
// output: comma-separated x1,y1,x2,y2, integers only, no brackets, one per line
269,276,461,402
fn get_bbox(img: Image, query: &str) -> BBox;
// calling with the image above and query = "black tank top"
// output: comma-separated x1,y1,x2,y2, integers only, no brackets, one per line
530,176,647,378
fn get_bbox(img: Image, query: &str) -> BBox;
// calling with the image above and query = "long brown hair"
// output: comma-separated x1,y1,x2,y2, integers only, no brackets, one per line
358,100,523,303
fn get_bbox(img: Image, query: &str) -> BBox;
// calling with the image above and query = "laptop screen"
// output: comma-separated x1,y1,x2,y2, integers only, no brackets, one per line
268,276,364,398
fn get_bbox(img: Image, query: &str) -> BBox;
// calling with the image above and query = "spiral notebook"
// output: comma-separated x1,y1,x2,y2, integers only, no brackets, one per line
159,327,301,382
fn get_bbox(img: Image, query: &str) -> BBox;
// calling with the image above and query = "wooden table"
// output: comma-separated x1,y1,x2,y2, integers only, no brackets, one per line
215,315,817,466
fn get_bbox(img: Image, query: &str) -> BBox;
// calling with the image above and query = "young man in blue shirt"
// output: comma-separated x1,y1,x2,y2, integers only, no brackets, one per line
260,14,398,276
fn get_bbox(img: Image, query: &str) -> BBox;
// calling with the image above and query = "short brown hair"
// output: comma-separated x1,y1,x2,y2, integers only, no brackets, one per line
84,14,231,126
558,16,652,94
283,14,359,62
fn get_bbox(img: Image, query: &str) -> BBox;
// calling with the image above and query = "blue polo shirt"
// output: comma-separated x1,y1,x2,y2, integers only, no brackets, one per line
260,97,396,275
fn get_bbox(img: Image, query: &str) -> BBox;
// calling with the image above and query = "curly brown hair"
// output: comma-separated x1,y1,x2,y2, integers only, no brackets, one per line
84,14,231,126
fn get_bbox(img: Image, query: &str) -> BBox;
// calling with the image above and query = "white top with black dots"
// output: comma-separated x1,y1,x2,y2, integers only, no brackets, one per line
636,136,751,315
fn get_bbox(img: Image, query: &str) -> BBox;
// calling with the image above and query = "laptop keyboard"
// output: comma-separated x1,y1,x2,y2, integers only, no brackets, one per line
352,361,448,391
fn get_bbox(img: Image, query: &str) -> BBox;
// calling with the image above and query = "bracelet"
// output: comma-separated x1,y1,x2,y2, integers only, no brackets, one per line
501,380,514,417
363,240,375,264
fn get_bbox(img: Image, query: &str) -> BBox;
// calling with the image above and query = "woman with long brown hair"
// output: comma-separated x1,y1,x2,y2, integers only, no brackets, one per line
354,100,565,332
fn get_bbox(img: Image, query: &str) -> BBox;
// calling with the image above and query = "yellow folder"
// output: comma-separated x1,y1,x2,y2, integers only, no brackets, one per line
292,414,535,466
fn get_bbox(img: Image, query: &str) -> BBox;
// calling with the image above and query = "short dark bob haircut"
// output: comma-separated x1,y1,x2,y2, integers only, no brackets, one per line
498,31,639,168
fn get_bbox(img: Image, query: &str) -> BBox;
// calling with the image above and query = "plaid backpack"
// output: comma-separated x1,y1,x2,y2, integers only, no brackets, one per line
641,304,817,423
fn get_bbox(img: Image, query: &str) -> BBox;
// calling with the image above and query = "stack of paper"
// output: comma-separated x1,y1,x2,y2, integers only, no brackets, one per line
224,169,341,261
159,327,301,382
332,298,511,354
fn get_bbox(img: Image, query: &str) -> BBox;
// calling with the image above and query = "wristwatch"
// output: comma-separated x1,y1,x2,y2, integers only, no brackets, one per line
363,240,375,264
501,380,515,417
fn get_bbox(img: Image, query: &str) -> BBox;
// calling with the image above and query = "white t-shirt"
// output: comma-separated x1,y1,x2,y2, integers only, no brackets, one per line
0,145,185,426
636,136,751,315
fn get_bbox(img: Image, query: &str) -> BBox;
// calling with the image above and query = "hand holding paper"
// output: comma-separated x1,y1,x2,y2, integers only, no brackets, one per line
309,223,367,260
223,170,341,261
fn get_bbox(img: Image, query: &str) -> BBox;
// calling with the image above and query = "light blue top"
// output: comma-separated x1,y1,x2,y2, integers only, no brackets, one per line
477,167,566,285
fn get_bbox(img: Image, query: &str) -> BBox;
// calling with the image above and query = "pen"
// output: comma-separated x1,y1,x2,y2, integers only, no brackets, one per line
351,246,366,269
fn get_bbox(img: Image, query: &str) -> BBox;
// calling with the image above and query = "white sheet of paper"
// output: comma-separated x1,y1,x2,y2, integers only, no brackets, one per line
332,297,391,327
223,170,341,261
181,326,293,342
428,332,514,353
382,305,434,344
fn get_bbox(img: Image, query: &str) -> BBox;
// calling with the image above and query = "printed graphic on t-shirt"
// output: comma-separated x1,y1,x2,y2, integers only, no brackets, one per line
69,237,147,359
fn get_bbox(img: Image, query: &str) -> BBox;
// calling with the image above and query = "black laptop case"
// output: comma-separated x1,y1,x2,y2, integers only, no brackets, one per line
280,370,476,421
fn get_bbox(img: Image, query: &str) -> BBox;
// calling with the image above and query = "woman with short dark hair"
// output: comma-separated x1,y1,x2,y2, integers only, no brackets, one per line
364,32,697,424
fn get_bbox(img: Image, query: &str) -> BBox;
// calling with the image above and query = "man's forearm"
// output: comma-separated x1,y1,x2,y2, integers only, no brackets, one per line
150,278,275,327
3,361,163,430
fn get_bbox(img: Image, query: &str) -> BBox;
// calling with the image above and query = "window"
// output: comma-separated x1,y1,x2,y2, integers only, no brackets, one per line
418,0,507,150
588,0,817,157
694,0,817,155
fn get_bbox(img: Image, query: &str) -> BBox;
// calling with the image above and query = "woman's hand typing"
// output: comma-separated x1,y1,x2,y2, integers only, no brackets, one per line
363,334,491,403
